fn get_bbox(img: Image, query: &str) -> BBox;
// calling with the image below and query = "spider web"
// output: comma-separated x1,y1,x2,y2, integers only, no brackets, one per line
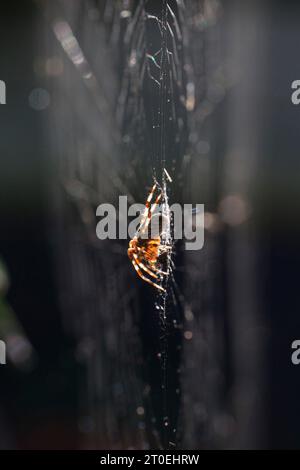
118,0,189,447
41,0,234,450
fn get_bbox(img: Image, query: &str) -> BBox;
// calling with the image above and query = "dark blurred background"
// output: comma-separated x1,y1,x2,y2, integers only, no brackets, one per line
0,0,300,450
0,1,78,449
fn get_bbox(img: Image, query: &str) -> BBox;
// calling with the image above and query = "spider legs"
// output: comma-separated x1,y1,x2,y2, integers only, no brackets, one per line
138,182,163,238
138,183,157,232
132,253,158,279
139,192,162,238
132,257,165,292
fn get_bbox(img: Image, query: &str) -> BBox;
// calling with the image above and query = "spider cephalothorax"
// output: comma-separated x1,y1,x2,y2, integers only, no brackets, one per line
128,183,171,291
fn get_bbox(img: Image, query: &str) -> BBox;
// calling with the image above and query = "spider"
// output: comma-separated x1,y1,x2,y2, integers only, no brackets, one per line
128,183,171,292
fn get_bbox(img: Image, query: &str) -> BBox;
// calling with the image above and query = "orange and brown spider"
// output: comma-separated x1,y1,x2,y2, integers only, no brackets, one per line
128,183,171,292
